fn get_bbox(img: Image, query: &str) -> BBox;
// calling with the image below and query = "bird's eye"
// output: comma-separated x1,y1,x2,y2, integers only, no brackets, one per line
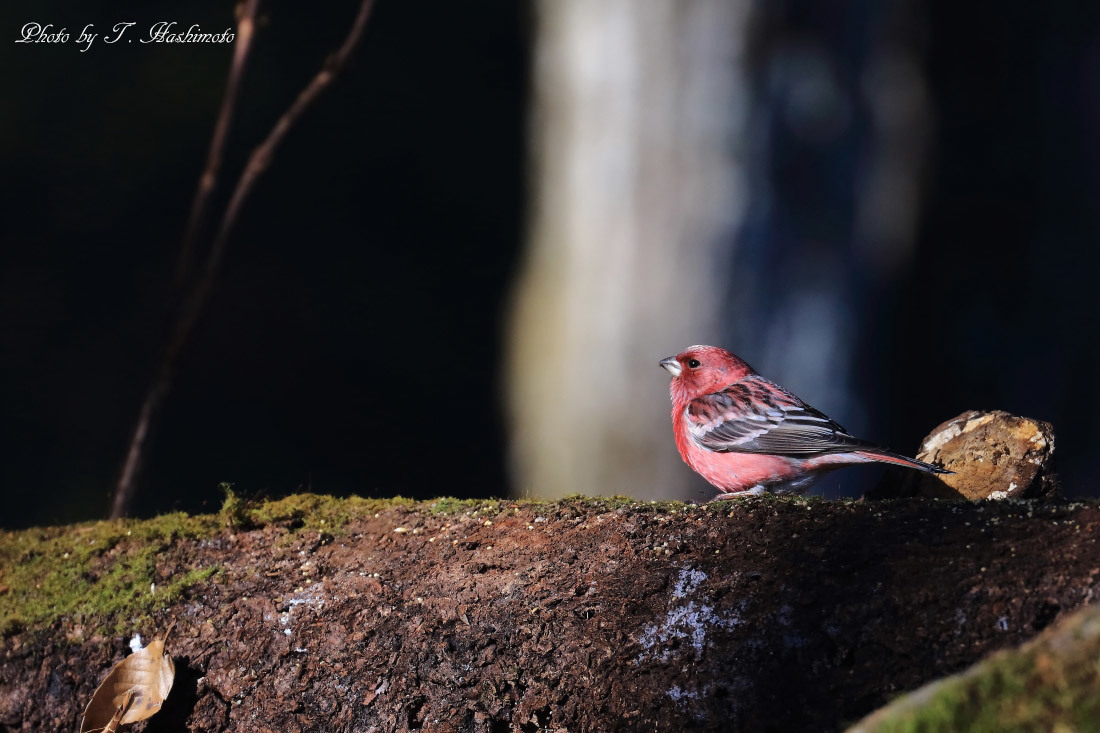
687,358,701,369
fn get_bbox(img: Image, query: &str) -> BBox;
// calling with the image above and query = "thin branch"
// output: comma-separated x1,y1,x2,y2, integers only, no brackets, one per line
175,0,262,288
203,0,377,305
110,0,378,519
111,0,262,521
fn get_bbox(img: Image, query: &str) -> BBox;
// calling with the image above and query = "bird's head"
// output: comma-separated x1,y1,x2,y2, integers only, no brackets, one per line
659,345,754,402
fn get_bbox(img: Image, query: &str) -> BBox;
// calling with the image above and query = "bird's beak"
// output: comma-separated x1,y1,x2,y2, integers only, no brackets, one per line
659,356,682,377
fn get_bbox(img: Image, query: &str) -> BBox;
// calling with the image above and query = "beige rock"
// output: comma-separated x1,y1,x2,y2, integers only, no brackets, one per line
871,410,1058,500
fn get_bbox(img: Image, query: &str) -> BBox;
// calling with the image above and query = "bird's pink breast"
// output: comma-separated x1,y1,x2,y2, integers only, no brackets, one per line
681,439,799,492
672,404,866,493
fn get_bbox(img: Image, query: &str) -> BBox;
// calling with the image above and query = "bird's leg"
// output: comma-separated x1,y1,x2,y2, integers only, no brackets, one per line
710,486,768,501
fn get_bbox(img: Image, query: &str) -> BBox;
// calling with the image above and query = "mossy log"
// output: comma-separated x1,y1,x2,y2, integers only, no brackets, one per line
2,494,1099,731
851,604,1100,731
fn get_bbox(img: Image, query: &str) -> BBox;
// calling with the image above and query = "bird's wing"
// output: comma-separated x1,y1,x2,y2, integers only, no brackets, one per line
684,375,879,456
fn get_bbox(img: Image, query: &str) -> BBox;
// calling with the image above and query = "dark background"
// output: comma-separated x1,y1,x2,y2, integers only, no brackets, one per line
2,0,1098,528
2,0,527,525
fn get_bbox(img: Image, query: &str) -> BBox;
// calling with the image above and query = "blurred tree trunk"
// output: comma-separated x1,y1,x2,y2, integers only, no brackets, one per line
506,0,751,500
727,0,931,500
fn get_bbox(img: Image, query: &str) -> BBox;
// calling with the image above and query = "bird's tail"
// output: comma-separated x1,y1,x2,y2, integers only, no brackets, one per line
856,449,953,475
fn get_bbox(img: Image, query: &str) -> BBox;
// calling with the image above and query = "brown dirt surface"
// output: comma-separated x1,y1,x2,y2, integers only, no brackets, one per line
2,495,1100,732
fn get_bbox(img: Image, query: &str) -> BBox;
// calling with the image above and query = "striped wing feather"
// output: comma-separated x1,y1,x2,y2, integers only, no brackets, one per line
685,376,882,456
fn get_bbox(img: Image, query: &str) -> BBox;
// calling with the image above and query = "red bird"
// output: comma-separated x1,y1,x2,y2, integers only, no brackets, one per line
659,345,949,497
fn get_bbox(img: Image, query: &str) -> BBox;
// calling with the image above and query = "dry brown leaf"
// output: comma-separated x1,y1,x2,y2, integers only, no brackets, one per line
80,629,175,732
101,689,135,733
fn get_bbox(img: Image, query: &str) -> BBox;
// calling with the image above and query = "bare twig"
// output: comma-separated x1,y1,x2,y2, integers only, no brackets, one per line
111,0,261,521
201,0,377,307
110,0,378,519
176,0,261,288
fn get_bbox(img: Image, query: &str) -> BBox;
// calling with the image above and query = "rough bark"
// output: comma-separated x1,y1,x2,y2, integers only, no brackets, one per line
2,495,1099,731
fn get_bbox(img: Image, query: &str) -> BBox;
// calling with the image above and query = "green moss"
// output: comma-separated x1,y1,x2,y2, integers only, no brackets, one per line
559,494,698,513
426,497,502,516
218,484,250,530
0,492,417,639
565,494,684,510
218,490,415,532
585,494,646,510
703,493,834,512
0,491,768,640
0,511,221,637
861,609,1100,732
424,494,690,517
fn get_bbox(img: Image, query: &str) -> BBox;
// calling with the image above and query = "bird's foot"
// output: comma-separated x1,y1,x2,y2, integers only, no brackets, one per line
710,486,769,501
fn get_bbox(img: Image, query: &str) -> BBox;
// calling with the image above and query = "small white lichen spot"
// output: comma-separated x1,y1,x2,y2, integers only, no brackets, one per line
989,491,1009,500
667,685,701,702
672,571,708,599
636,567,740,664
